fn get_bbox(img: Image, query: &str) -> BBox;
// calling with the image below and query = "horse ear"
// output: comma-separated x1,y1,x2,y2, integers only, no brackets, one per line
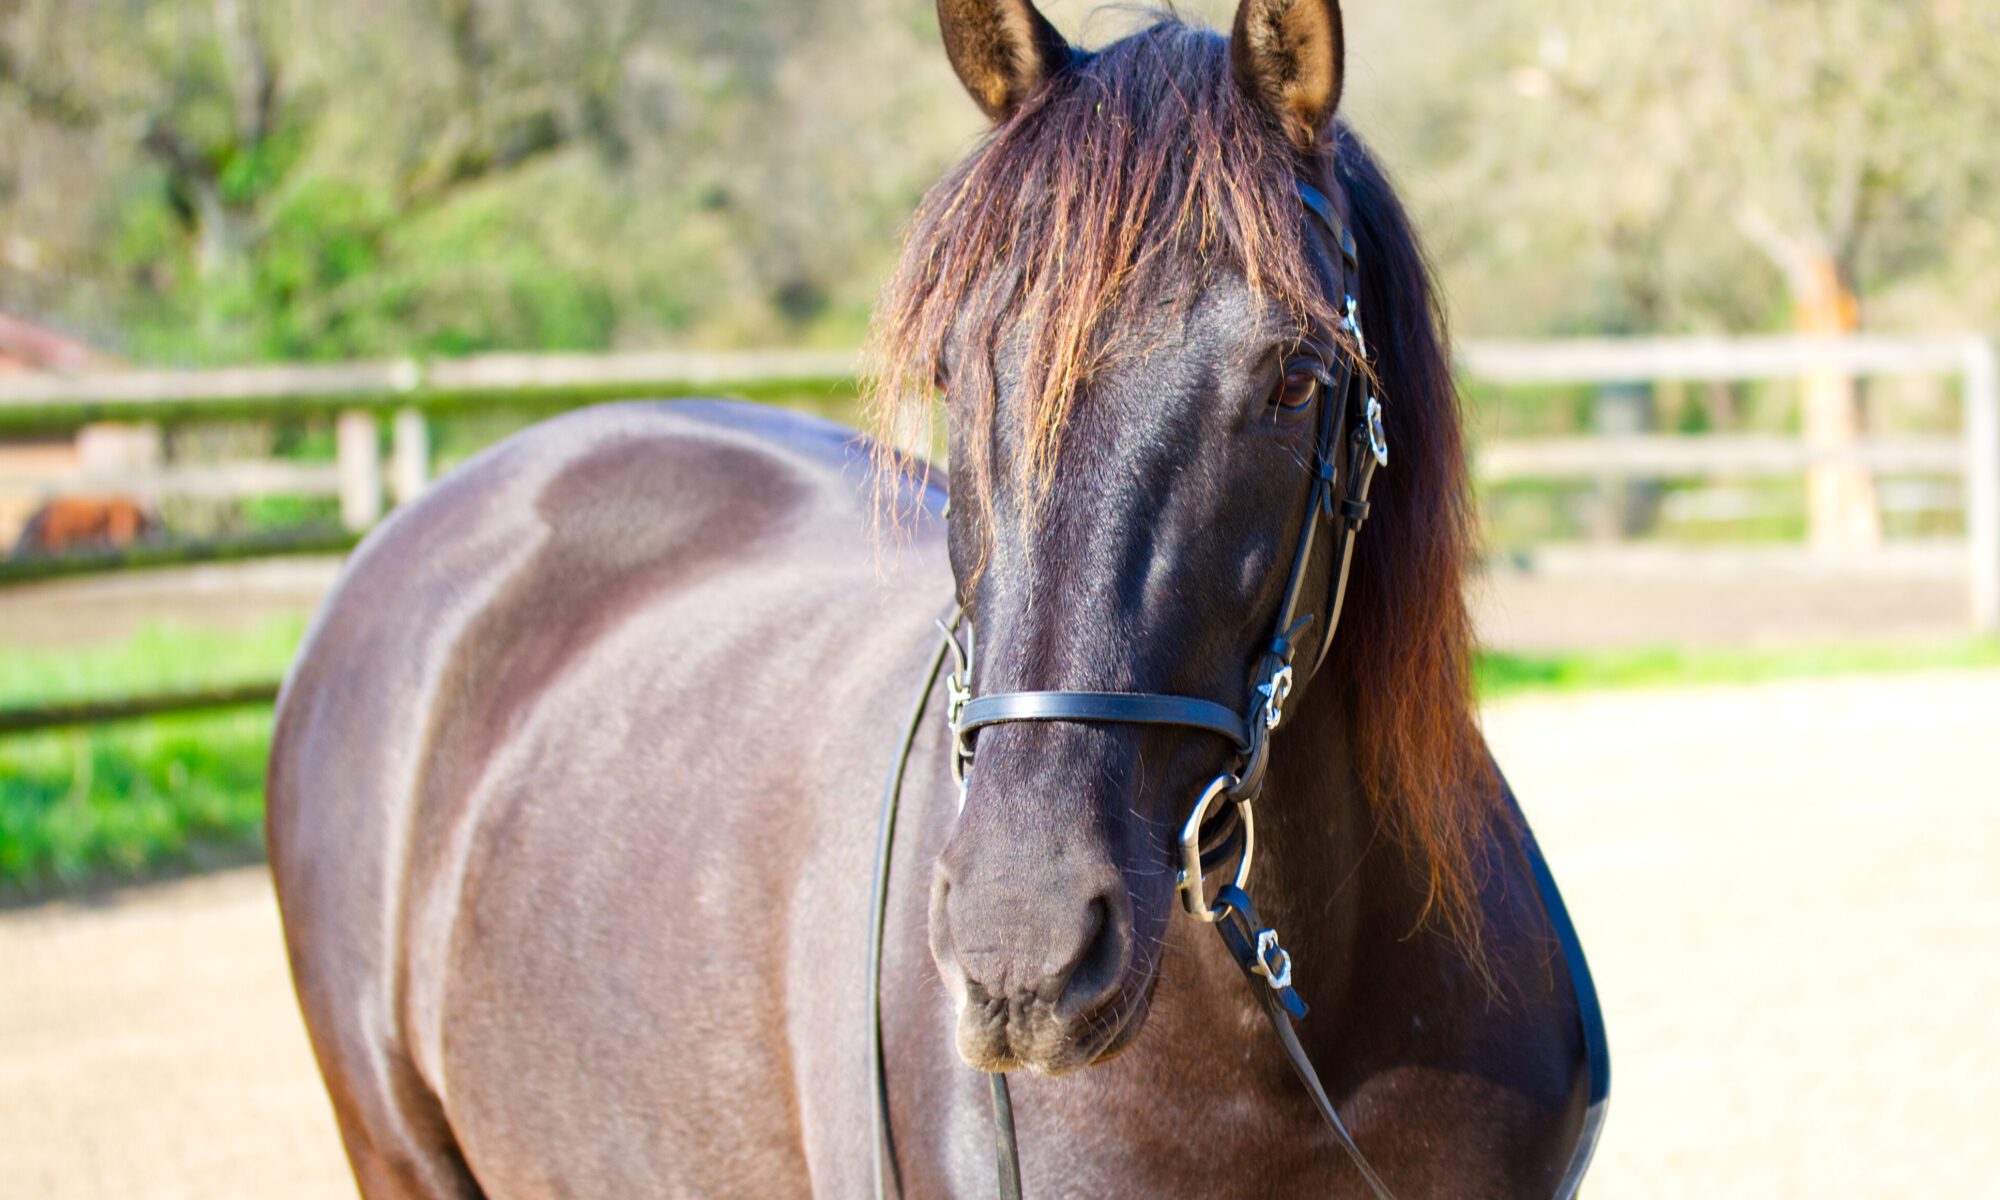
935,0,1072,123
1230,0,1344,150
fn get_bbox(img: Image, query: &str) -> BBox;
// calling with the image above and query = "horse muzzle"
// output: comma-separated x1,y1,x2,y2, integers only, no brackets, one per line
927,848,1156,1074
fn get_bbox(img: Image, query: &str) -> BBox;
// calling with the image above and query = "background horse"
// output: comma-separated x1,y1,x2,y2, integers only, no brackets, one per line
269,1,1594,1195
12,495,158,557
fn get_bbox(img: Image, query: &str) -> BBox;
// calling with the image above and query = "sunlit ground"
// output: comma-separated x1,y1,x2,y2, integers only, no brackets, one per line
4,664,1995,1196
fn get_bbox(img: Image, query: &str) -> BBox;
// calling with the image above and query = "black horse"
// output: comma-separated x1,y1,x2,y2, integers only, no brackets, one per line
269,2,1603,1195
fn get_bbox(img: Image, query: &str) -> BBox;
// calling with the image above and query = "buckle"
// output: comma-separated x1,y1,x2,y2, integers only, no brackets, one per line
1251,928,1294,991
1365,395,1389,468
1256,665,1294,731
1343,295,1369,362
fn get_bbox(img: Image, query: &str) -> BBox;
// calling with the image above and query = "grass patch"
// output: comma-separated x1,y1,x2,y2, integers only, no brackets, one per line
0,618,304,898
1477,638,2000,698
0,709,273,898
3,620,1999,895
0,617,307,709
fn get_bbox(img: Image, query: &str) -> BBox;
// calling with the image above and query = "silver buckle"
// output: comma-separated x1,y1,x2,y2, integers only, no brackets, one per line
1251,928,1294,991
1365,395,1389,468
1257,665,1294,731
946,670,972,787
1343,294,1369,361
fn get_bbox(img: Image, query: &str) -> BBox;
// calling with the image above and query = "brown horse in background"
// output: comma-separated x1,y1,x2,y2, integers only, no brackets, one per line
12,495,159,557
269,2,1600,1196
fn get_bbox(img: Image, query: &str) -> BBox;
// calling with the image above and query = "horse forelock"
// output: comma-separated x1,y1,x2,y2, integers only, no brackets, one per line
867,18,1344,510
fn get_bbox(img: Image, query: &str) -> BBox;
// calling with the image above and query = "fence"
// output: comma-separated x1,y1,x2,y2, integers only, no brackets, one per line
1461,334,1999,631
0,348,859,558
1,335,1995,734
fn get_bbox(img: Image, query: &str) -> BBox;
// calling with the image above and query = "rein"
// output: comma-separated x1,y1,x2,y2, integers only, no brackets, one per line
866,177,1607,1198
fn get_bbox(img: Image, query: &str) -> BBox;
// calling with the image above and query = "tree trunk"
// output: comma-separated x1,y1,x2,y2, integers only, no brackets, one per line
1794,252,1881,554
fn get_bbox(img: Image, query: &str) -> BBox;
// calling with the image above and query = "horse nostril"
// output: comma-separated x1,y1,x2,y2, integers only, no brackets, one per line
1054,889,1131,1018
931,852,1136,1023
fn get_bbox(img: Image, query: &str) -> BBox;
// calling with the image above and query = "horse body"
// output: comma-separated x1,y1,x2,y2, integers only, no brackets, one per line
271,401,1583,1199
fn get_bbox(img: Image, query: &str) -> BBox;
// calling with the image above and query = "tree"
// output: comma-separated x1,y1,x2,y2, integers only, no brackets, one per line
1357,0,2000,549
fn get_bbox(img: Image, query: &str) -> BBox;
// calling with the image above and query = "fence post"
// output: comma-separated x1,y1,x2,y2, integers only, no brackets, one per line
391,408,430,506
336,409,382,531
1965,337,2000,635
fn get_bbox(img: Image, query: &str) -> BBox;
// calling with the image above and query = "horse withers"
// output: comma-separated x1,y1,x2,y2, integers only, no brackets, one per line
269,2,1602,1196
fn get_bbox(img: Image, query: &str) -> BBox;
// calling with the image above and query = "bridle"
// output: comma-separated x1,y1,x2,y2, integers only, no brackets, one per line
866,176,1607,1199
948,177,1384,930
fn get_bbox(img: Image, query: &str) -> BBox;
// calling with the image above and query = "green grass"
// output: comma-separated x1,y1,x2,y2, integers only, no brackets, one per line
0,618,307,710
0,710,273,897
1477,638,2000,697
3,619,1999,895
0,618,304,898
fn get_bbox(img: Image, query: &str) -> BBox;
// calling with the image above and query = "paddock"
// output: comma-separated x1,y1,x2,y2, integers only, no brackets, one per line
4,668,1993,1198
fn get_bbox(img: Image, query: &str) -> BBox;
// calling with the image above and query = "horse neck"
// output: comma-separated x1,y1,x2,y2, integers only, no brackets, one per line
1227,676,1421,1033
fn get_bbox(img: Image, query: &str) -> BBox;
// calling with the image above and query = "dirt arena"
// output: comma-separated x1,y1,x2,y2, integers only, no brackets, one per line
5,669,1997,1197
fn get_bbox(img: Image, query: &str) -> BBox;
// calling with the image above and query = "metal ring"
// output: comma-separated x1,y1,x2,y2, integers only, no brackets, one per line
1178,774,1255,923
1365,395,1389,468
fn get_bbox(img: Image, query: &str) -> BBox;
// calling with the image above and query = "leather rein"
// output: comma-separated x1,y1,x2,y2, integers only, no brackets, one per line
866,178,1606,1198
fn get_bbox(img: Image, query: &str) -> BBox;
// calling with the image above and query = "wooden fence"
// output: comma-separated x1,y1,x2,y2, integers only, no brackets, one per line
0,348,859,549
0,336,1994,734
1461,334,2000,631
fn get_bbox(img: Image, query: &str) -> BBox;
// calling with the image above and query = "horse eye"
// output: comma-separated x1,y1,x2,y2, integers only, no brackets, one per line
1271,362,1320,412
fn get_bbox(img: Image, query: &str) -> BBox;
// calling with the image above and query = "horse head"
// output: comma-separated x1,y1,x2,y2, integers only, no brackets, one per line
874,0,1388,1076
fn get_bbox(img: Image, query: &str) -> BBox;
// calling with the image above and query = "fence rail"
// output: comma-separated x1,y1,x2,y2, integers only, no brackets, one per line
0,529,359,586
1,336,1995,630
1460,334,1998,630
0,683,280,735
1478,434,1966,480
1457,334,1985,382
0,349,858,431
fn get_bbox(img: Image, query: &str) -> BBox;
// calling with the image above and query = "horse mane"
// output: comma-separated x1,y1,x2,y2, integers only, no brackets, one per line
865,15,1498,959
1328,128,1499,960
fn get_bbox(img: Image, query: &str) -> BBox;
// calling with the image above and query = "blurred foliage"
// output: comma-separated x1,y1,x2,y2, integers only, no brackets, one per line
3,0,1996,366
0,0,974,361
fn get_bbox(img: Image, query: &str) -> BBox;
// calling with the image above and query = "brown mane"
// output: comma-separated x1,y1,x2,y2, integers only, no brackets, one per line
866,15,1499,959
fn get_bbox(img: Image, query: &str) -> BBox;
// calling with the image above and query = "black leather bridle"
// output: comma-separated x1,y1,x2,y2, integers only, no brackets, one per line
948,178,1385,907
866,177,1607,1200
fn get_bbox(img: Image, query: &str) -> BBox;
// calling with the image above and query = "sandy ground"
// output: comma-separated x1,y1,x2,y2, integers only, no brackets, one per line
1471,565,1969,652
0,869,353,1200
5,669,1999,1197
0,559,340,648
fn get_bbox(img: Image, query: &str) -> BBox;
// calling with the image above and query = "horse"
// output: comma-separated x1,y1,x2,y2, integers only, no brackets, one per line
11,494,159,557
267,2,1605,1196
